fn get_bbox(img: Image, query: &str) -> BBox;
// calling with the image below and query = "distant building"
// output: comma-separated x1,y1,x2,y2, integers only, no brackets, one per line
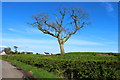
0,51,6,55
43,52,51,55
26,51,33,54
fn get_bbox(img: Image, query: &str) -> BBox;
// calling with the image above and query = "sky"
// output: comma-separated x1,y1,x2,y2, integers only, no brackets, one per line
1,0,120,2
1,2,118,54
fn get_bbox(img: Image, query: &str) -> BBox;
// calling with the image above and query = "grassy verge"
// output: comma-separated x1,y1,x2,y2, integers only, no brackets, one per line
0,56,2,59
1,57,59,79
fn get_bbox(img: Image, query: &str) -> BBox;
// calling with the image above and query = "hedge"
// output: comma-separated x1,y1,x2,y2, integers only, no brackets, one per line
2,55,120,80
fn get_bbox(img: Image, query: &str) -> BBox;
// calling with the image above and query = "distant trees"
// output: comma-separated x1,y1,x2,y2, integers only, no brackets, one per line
10,51,16,54
3,47,11,54
29,7,90,55
14,46,18,54
21,52,25,54
2,46,25,55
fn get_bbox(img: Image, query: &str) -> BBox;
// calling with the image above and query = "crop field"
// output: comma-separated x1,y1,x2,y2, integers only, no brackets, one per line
2,52,120,79
6,52,120,60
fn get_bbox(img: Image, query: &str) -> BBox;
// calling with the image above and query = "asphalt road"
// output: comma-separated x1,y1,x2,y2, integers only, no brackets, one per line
0,60,24,78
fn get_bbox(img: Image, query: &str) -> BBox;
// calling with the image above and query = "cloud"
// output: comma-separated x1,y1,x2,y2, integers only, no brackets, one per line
2,38,57,44
101,2,114,12
2,38,104,46
8,28,14,31
25,28,42,34
2,38,103,53
7,27,42,35
1,38,117,53
8,28,19,32
0,46,7,48
66,39,104,46
1,38,57,53
105,3,114,12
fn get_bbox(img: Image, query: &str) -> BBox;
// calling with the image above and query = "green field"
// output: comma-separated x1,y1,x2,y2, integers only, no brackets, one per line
6,52,120,60
2,52,120,79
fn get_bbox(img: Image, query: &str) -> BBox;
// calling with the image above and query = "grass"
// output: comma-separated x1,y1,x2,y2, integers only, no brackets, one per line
1,58,59,79
1,52,120,79
0,56,2,59
10,52,120,61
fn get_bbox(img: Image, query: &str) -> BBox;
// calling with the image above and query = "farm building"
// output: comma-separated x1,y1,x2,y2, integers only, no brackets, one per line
0,51,6,55
26,51,33,54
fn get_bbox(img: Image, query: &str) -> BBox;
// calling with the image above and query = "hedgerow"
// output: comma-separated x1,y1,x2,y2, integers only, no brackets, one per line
2,54,120,80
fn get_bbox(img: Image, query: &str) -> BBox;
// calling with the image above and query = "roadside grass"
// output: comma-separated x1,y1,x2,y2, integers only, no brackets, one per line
2,58,59,78
0,56,2,59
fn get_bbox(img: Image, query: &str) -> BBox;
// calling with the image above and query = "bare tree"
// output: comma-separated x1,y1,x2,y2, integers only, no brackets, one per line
29,7,90,55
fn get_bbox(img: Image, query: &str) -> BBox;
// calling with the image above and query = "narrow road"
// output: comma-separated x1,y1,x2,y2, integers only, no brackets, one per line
0,60,24,79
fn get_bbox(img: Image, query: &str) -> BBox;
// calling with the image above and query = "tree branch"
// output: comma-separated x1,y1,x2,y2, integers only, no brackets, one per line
44,21,58,32
38,27,58,38
29,7,90,43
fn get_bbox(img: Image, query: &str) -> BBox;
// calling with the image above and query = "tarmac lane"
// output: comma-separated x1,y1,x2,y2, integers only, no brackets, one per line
0,60,24,79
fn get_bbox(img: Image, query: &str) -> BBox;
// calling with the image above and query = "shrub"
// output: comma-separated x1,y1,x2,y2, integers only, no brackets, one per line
2,54,120,79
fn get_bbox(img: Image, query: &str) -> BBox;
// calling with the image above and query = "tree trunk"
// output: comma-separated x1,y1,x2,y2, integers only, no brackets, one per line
59,43,65,55
58,37,65,55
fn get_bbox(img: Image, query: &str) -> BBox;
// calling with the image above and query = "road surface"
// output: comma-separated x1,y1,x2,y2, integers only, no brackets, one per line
0,60,24,79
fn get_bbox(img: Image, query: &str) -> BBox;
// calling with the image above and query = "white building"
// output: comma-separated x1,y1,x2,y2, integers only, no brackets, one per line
0,51,6,55
43,52,51,55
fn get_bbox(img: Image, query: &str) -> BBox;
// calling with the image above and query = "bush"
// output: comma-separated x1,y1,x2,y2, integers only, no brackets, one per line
2,54,120,80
